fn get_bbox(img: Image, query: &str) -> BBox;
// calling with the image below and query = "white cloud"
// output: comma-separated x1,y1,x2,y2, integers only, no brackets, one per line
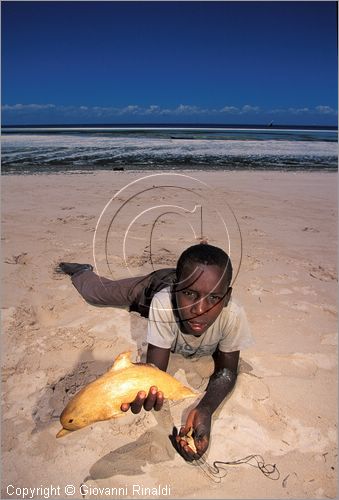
241,104,260,114
2,103,56,110
2,103,337,118
219,104,260,115
116,105,141,115
315,105,337,115
288,107,310,114
220,106,239,113
158,108,172,115
173,104,202,114
144,105,161,114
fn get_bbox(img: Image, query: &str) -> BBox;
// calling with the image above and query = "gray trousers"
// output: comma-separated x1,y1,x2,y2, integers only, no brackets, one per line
71,268,176,318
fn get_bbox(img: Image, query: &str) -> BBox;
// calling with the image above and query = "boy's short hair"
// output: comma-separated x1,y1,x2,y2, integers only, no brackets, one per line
176,243,233,287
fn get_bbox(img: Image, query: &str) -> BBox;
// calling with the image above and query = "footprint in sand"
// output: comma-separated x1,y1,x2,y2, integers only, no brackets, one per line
320,304,337,316
309,265,337,282
4,305,38,334
151,248,177,266
249,228,266,237
126,248,177,268
302,226,320,233
4,252,29,265
126,254,149,267
271,272,299,285
244,255,262,271
54,214,96,225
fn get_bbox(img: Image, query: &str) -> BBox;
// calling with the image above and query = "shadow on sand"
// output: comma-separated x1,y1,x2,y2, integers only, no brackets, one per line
84,408,177,482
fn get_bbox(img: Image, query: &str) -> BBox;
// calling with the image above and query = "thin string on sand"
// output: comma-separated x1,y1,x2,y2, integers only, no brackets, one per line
189,454,280,483
169,408,280,483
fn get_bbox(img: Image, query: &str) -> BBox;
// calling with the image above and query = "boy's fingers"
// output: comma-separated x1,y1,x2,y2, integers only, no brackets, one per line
154,391,164,411
178,439,197,462
130,391,146,414
170,427,200,462
179,425,189,437
121,388,163,414
143,387,158,411
173,435,191,461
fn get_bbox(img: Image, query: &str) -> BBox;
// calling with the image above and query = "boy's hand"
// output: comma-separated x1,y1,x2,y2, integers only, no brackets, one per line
120,386,164,414
174,407,211,461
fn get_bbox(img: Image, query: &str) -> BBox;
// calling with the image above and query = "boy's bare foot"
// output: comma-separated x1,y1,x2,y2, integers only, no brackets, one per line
56,262,93,276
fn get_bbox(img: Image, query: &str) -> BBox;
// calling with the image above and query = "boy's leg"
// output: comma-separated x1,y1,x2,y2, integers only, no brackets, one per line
71,267,176,317
71,270,151,308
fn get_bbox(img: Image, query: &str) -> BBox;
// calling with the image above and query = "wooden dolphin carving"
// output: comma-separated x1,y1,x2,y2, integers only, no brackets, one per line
57,351,198,438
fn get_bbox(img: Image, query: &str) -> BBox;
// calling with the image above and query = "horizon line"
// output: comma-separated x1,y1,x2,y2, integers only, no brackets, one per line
2,122,338,130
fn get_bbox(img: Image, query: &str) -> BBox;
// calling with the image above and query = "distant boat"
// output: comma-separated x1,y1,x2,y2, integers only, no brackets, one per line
268,121,274,127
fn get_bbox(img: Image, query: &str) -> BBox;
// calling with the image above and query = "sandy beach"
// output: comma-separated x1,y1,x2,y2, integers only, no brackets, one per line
1,170,337,499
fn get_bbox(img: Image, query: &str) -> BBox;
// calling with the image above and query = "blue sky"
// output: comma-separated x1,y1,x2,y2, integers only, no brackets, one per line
2,1,338,125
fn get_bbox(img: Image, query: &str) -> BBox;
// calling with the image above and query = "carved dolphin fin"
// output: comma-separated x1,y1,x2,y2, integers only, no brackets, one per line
56,427,73,438
109,351,133,372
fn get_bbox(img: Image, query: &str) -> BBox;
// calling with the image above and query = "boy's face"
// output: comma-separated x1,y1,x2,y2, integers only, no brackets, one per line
174,263,231,336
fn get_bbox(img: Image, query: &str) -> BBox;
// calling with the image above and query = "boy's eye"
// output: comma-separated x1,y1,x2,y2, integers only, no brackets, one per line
209,295,222,303
182,290,196,298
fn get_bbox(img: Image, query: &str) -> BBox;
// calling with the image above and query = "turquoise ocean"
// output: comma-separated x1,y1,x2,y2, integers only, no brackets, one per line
1,124,337,174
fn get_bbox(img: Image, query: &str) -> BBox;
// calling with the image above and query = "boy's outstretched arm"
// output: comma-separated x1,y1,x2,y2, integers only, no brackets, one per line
120,344,170,414
175,349,239,461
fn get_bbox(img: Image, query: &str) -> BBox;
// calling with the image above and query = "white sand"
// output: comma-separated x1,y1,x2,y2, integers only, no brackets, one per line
1,171,337,499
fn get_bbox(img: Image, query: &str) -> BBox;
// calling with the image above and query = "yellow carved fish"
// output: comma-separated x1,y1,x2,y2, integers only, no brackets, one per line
56,351,198,438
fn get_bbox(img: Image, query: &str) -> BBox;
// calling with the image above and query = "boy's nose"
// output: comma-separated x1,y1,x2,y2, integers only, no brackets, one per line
191,297,208,316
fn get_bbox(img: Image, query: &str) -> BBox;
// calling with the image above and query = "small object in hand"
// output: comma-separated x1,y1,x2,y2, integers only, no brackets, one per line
185,427,197,453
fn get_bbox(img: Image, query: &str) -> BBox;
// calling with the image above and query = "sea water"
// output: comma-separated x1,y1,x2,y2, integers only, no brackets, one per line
1,124,337,174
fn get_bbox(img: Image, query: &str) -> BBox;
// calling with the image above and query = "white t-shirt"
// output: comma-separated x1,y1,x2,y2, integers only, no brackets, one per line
147,287,254,358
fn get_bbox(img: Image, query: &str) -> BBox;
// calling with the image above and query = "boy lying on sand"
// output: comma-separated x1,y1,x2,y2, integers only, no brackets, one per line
57,243,253,461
